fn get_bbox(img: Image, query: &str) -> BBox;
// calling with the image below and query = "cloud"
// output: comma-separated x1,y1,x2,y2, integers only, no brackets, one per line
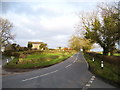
1,2,98,48
4,11,74,48
40,14,78,32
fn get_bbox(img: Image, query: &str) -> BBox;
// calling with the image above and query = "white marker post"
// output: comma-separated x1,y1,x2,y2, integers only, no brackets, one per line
80,49,83,52
7,59,9,64
93,58,94,62
101,61,104,69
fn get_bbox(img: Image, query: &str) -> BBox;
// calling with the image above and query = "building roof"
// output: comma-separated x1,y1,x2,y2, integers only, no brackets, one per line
28,42,43,44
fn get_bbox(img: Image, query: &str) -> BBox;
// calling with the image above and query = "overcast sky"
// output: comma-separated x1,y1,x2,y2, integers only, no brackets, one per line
1,0,116,49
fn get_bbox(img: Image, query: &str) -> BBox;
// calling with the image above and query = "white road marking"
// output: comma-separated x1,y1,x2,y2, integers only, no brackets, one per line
73,60,76,63
85,84,90,87
81,87,88,90
83,75,96,89
92,76,95,78
65,64,72,68
22,70,58,82
91,78,95,81
89,80,93,83
73,53,79,63
75,57,78,60
90,76,95,81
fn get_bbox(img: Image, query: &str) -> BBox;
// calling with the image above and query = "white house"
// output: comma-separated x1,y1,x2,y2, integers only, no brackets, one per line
28,42,43,50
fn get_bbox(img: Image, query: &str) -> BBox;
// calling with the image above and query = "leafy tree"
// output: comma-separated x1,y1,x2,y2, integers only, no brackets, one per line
23,47,28,51
11,43,17,51
68,35,93,52
27,43,33,50
39,43,47,50
58,47,62,50
5,43,21,51
0,18,14,47
80,2,120,55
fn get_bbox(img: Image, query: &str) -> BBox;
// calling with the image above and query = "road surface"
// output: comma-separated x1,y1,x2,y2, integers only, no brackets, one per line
2,52,115,88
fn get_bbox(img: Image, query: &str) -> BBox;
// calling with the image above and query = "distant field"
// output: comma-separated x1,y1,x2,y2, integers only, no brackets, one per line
4,50,76,69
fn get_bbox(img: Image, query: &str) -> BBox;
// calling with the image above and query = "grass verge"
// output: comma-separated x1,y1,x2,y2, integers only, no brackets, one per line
4,50,76,69
83,52,120,87
96,52,120,56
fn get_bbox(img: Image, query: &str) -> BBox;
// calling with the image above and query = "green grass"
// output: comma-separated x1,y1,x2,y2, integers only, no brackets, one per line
83,52,120,87
5,50,76,69
113,53,120,56
96,52,120,56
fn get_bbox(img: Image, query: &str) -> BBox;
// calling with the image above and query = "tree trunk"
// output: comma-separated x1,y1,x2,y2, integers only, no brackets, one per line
103,48,109,55
110,50,114,56
110,46,115,56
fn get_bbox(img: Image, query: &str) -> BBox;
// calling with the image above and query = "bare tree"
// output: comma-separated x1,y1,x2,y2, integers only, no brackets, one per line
0,18,14,47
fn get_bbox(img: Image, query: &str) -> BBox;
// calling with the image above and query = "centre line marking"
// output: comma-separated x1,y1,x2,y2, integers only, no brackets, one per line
22,70,58,82
85,84,90,87
73,53,79,63
65,64,72,68
73,60,76,63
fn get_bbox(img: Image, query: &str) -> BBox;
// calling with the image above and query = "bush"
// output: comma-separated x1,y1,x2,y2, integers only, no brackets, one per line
86,52,120,65
19,54,26,58
3,50,14,56
22,50,43,55
3,50,43,58
12,52,21,58
116,50,120,53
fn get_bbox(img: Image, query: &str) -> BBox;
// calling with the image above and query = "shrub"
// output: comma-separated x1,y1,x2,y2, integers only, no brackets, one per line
19,54,26,58
86,52,120,65
22,50,43,55
11,52,21,58
3,50,13,56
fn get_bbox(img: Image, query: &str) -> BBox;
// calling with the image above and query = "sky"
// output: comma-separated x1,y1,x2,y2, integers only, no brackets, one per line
1,0,117,49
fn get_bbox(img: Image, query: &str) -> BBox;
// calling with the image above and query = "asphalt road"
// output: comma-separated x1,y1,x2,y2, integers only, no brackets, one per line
2,52,115,88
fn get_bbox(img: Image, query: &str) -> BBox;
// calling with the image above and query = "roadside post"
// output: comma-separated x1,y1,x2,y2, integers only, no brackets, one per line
80,49,83,52
93,58,94,62
101,61,104,69
7,59,9,64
